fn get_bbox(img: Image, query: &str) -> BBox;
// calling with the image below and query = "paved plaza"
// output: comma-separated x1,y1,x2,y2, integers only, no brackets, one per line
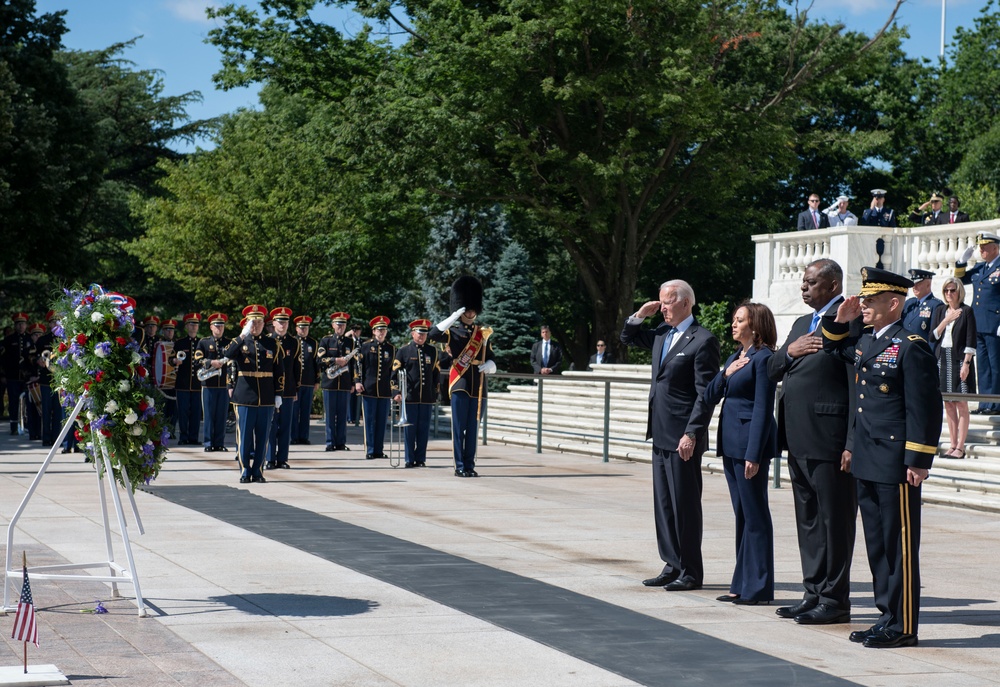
0,422,998,686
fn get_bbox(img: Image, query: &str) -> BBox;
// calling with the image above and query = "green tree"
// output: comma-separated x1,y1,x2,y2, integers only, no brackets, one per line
483,240,538,373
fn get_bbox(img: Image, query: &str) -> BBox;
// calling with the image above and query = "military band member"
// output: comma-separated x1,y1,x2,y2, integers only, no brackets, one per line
318,312,356,451
821,267,942,648
196,313,231,452
901,269,943,342
291,315,319,445
141,316,160,359
355,316,396,460
393,319,440,468
173,313,203,445
2,313,31,435
34,311,65,448
157,319,178,435
348,322,363,425
428,276,497,477
159,319,177,342
223,305,284,483
23,322,46,440
265,307,299,469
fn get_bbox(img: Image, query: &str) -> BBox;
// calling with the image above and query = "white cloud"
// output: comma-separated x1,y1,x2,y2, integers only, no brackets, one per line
163,0,218,24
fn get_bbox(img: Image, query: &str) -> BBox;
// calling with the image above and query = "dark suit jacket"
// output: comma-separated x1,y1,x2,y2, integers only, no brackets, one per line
767,301,859,461
929,303,977,354
910,210,948,225
530,339,562,374
796,209,830,231
620,319,720,451
587,351,616,369
705,346,777,463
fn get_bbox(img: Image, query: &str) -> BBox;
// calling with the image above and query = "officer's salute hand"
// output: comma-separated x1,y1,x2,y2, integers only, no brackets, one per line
635,301,660,319
835,296,862,323
787,333,822,359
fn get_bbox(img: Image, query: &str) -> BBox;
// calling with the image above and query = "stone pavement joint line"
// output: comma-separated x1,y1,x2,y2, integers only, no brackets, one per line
147,484,855,687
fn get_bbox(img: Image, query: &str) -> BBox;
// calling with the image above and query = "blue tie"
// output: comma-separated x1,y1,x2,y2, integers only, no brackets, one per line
660,328,677,363
809,312,820,334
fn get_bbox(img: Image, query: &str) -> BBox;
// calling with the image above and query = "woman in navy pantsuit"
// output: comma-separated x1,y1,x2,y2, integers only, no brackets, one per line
705,302,778,604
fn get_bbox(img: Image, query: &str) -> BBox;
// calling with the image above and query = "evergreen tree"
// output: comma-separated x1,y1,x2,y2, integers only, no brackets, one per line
484,241,538,373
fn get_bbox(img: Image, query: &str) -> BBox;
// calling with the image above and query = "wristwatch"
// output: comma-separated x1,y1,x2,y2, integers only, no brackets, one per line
684,432,696,441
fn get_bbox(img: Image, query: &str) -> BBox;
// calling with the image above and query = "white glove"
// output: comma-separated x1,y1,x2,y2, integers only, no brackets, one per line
478,360,497,375
241,320,254,339
961,245,976,263
435,307,466,331
274,396,283,410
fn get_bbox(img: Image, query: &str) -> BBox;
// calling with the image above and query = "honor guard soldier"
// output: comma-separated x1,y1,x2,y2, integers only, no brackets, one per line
355,316,396,459
821,267,942,648
265,307,300,469
24,322,46,440
140,316,160,359
223,305,284,483
428,277,497,477
393,319,441,467
157,319,178,435
159,319,177,342
1,313,31,436
318,312,356,451
860,189,898,227
901,269,942,342
34,311,65,448
957,232,1000,413
195,313,231,452
291,315,319,445
173,313,203,445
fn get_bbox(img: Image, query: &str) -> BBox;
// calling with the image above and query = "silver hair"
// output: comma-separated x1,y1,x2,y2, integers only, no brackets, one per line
659,280,696,307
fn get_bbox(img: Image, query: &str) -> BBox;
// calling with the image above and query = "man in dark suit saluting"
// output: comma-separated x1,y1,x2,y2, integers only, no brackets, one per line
621,280,720,591
768,258,858,625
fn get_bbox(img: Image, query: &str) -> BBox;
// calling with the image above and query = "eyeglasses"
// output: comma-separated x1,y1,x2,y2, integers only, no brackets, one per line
943,288,958,293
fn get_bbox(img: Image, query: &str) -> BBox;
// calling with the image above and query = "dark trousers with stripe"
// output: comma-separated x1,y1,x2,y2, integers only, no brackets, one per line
176,390,202,444
292,385,315,442
323,390,349,448
362,396,389,456
202,387,229,449
857,478,922,635
267,398,294,464
236,405,273,479
403,403,432,465
450,392,483,472
40,384,63,446
6,380,24,433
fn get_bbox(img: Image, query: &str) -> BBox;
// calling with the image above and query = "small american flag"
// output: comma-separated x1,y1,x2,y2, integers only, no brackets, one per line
11,565,38,647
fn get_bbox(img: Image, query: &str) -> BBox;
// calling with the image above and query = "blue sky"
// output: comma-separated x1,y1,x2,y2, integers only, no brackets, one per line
35,0,989,153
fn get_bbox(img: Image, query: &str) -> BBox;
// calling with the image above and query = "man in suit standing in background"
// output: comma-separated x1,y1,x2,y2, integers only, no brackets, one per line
768,258,858,626
530,325,562,375
587,340,615,369
797,193,830,231
621,280,720,592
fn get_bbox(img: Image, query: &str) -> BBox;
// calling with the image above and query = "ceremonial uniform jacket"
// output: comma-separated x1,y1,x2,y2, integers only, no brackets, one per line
271,333,301,399
901,294,944,341
427,322,495,398
957,258,1000,335
172,335,201,391
1,332,32,382
860,206,898,227
33,332,57,386
317,334,356,391
393,341,441,404
222,333,284,406
297,335,319,386
355,338,397,398
194,335,231,389
910,210,948,225
822,319,942,483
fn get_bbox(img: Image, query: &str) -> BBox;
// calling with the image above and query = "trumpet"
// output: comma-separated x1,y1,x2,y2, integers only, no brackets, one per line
175,350,187,362
40,350,52,369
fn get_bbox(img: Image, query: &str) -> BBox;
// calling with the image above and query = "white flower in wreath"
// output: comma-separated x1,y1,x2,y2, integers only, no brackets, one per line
104,400,119,414
119,380,130,393
145,396,155,408
124,411,139,425
76,357,86,368
91,311,105,323
74,307,83,317
131,426,143,436
131,352,141,364
94,347,108,359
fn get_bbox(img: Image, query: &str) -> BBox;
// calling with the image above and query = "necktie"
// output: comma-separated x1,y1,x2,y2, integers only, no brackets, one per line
660,328,677,363
813,211,819,227
809,312,820,333
950,213,956,223
543,342,549,366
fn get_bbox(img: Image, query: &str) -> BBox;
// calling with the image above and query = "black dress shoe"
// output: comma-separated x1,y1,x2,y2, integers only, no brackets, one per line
642,572,680,587
204,447,215,452
265,461,276,470
301,439,311,445
336,445,349,451
716,594,740,602
376,452,388,459
734,598,769,606
61,448,71,454
277,462,290,468
416,462,426,467
239,476,250,483
252,475,267,483
466,469,479,477
366,454,375,460
664,579,701,592
776,600,817,619
849,624,884,643
863,629,917,648
454,469,466,477
404,463,415,468
794,603,850,625
325,445,335,452
217,446,228,452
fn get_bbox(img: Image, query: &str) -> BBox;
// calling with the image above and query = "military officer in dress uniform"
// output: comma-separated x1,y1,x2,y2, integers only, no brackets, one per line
141,316,160,358
355,316,396,460
34,311,64,448
821,267,942,648
223,305,284,483
393,319,441,467
291,315,319,445
901,269,943,342
195,313,231,452
860,189,898,227
172,313,203,445
428,277,497,477
265,307,300,469
318,312,356,451
157,319,178,436
957,232,1000,413
1,313,31,435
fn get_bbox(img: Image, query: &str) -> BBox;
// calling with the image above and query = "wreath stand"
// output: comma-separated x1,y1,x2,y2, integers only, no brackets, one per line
3,394,148,617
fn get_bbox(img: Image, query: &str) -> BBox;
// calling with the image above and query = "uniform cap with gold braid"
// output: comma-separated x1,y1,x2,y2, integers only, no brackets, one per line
142,315,161,326
242,304,267,320
294,315,313,326
370,315,390,330
29,322,46,335
183,312,202,324
161,319,178,330
929,192,944,202
409,318,432,332
977,232,1000,245
269,306,292,321
858,266,913,298
11,312,29,324
208,312,229,325
329,312,350,323
907,268,934,283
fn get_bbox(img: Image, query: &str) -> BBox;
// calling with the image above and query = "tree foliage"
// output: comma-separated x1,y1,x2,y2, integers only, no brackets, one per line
483,240,539,373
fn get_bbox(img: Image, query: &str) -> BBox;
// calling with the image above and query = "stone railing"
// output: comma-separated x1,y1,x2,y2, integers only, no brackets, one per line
752,218,1000,341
